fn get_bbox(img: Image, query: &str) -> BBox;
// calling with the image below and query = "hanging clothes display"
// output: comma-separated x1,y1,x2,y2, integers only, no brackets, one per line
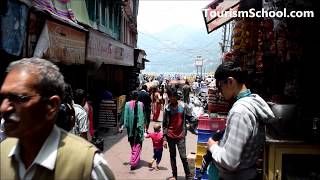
0,0,28,56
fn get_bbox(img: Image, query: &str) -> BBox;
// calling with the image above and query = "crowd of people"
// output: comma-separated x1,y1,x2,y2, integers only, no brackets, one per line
0,58,273,180
119,82,194,180
118,60,274,180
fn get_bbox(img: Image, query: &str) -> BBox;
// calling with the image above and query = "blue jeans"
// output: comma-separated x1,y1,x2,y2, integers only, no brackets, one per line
153,148,163,164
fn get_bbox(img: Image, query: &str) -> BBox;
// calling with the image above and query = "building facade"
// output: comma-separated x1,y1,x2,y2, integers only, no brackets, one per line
0,0,148,129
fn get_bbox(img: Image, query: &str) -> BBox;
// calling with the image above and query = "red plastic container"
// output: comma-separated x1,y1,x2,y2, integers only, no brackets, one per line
198,116,226,131
198,116,211,130
209,117,226,131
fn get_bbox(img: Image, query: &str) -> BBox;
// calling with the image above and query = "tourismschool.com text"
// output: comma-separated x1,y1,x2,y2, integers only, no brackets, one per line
203,8,315,18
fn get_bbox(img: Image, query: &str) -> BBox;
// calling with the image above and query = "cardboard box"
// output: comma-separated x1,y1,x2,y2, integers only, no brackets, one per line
195,154,203,168
187,152,196,176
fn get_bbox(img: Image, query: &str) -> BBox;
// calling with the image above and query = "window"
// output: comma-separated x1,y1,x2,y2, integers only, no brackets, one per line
86,0,96,23
108,2,113,29
101,0,107,26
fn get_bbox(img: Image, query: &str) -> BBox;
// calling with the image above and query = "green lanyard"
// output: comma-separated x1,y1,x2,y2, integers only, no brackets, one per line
236,89,251,100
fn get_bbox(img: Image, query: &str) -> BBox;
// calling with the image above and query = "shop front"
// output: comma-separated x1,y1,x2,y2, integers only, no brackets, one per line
86,29,135,129
86,28,134,95
0,0,89,89
29,12,88,89
203,0,320,179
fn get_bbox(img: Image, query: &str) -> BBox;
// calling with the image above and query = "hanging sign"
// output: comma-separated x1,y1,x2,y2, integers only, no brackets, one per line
99,100,118,128
87,29,134,66
203,0,241,33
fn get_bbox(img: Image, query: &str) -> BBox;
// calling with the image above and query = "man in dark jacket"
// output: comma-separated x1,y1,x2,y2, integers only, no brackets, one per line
182,80,191,103
138,84,152,132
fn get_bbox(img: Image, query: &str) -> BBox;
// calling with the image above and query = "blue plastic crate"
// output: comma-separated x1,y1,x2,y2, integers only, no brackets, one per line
194,168,208,180
197,129,213,143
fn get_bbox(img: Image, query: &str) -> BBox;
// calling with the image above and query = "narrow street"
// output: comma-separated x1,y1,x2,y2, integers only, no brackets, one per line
103,120,197,180
1,1,319,180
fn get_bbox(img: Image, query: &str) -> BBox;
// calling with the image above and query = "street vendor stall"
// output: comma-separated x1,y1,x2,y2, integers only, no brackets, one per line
229,3,320,180
203,0,320,179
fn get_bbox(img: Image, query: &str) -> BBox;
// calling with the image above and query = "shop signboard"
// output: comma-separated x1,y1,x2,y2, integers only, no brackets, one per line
87,29,134,66
203,0,241,23
203,0,241,33
99,100,118,128
195,60,203,66
34,20,86,64
195,56,203,66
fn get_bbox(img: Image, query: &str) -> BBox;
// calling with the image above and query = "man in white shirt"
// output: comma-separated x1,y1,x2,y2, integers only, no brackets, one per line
71,89,89,140
0,58,115,180
0,118,6,142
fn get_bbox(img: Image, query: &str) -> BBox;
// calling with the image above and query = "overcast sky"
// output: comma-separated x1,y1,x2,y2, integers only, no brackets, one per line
137,0,211,33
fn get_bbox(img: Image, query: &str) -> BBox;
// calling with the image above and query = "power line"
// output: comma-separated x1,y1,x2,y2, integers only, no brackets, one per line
138,30,217,53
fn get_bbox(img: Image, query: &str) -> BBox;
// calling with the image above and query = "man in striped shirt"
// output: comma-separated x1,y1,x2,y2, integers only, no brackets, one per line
208,61,274,180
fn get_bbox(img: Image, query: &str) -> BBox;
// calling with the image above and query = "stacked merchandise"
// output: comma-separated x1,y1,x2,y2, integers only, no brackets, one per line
207,88,229,114
257,19,275,73
194,125,210,180
194,115,227,179
194,88,229,179
232,18,261,73
232,18,259,55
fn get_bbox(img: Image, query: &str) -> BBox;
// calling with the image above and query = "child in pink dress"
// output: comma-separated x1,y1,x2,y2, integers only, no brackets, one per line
145,123,165,170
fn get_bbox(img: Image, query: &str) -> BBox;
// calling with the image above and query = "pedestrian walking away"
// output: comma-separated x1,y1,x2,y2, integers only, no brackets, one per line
119,90,145,170
138,84,152,132
182,80,191,104
151,87,162,122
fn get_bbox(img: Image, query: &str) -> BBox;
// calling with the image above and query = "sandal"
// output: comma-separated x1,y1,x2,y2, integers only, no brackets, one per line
148,159,154,168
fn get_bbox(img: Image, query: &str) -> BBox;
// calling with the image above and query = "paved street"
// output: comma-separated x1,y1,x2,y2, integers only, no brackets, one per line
102,120,197,180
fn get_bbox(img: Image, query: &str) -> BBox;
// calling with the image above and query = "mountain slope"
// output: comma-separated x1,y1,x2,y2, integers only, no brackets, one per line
138,25,223,74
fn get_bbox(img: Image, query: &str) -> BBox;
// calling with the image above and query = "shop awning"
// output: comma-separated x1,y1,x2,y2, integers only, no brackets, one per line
143,58,150,62
134,48,147,64
18,0,90,28
203,0,242,33
134,48,148,70
33,20,86,65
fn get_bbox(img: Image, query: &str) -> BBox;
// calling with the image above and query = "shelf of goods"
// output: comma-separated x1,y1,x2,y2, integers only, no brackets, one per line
207,88,229,113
